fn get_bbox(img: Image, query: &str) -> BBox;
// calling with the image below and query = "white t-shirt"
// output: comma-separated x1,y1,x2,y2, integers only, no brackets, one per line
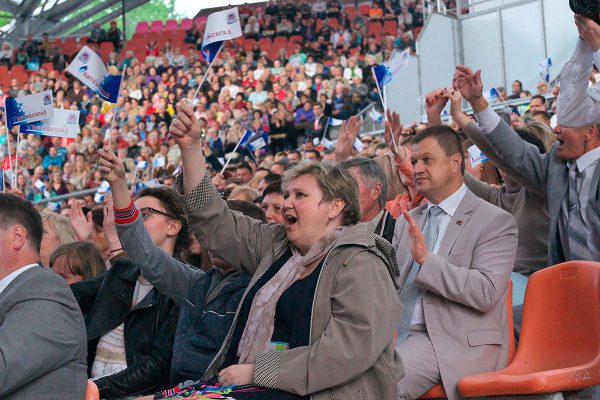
91,277,154,379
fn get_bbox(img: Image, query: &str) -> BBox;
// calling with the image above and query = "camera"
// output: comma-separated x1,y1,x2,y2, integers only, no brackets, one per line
570,0,600,24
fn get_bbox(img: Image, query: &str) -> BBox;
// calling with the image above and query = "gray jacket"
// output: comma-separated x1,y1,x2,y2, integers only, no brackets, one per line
462,119,600,265
0,266,87,399
175,174,404,400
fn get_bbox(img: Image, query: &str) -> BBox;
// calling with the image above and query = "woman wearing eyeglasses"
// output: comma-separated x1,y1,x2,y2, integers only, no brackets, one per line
70,180,190,399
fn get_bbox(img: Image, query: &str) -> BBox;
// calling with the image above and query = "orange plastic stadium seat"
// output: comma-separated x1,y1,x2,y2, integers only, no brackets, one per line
420,281,515,399
136,21,149,33
459,262,600,397
85,380,100,400
165,19,178,31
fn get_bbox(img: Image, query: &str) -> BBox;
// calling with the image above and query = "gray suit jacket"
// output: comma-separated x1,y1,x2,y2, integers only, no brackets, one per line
0,266,87,399
463,119,600,265
393,189,518,400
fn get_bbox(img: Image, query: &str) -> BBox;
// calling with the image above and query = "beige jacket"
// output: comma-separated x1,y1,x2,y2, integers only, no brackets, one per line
393,189,518,400
176,174,404,400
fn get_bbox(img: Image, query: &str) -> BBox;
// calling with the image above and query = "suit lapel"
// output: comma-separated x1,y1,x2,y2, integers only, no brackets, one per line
436,190,476,257
397,204,428,287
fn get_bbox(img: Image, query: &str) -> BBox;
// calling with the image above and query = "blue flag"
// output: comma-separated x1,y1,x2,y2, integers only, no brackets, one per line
67,46,122,103
5,90,54,128
373,49,410,88
240,129,269,151
201,7,243,62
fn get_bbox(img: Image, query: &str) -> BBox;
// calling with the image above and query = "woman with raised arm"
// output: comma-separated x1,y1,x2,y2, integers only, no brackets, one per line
147,104,404,400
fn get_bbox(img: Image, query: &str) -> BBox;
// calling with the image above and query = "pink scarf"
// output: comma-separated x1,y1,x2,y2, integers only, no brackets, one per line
237,227,347,364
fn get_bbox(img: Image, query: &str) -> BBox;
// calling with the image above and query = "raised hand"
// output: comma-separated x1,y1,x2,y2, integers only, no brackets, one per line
98,147,126,184
170,103,203,151
69,199,94,241
384,109,404,156
425,88,449,119
444,88,471,129
335,115,363,161
510,113,525,129
575,14,600,51
453,65,484,104
103,198,123,256
212,173,226,191
403,211,428,265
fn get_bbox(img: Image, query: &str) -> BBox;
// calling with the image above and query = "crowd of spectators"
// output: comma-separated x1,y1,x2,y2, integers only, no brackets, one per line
0,0,555,209
0,1,599,400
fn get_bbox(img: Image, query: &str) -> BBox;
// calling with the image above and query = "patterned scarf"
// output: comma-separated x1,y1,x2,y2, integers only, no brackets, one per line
237,227,347,364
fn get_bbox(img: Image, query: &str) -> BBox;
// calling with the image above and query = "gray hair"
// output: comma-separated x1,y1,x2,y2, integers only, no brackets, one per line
282,161,361,226
338,158,388,208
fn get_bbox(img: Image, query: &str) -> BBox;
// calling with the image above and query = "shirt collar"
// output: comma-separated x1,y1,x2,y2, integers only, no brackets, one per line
0,263,38,296
428,184,467,217
574,146,600,173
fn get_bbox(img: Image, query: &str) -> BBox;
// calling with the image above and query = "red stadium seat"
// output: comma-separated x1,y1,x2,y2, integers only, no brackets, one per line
289,35,302,44
136,21,149,33
359,4,371,16
243,38,256,52
368,21,382,34
459,262,600,397
329,17,339,29
345,6,357,19
180,18,193,31
150,20,164,32
0,65,8,76
258,37,272,50
165,19,178,31
273,36,286,47
383,20,398,36
420,280,515,399
40,62,54,72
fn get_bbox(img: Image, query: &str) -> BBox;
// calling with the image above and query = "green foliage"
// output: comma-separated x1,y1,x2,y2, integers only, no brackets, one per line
63,0,184,38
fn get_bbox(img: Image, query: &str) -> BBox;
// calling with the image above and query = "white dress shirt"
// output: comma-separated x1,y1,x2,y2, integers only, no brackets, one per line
557,39,600,128
560,147,600,261
0,264,38,296
411,184,468,326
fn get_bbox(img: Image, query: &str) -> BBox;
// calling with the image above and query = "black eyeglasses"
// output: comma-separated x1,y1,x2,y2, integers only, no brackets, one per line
139,207,174,221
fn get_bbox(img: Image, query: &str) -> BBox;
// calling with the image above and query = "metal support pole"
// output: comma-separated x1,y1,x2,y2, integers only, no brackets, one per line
121,0,126,41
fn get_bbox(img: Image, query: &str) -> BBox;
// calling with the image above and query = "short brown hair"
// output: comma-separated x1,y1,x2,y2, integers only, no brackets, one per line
412,125,465,174
282,161,361,225
49,241,106,280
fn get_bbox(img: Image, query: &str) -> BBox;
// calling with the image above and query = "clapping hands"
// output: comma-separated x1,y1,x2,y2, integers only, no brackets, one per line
335,115,363,161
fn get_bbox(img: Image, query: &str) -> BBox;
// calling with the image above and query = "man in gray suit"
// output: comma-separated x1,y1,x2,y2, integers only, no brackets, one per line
453,64,600,264
0,194,87,399
393,126,518,400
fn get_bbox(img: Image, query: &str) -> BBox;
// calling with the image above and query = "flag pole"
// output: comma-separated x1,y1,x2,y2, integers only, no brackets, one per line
191,43,224,106
373,72,397,154
220,132,244,174
107,65,127,149
13,133,21,184
4,113,14,189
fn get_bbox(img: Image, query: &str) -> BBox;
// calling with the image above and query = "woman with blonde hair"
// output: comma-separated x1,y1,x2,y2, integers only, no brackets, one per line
229,185,260,202
40,210,77,267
